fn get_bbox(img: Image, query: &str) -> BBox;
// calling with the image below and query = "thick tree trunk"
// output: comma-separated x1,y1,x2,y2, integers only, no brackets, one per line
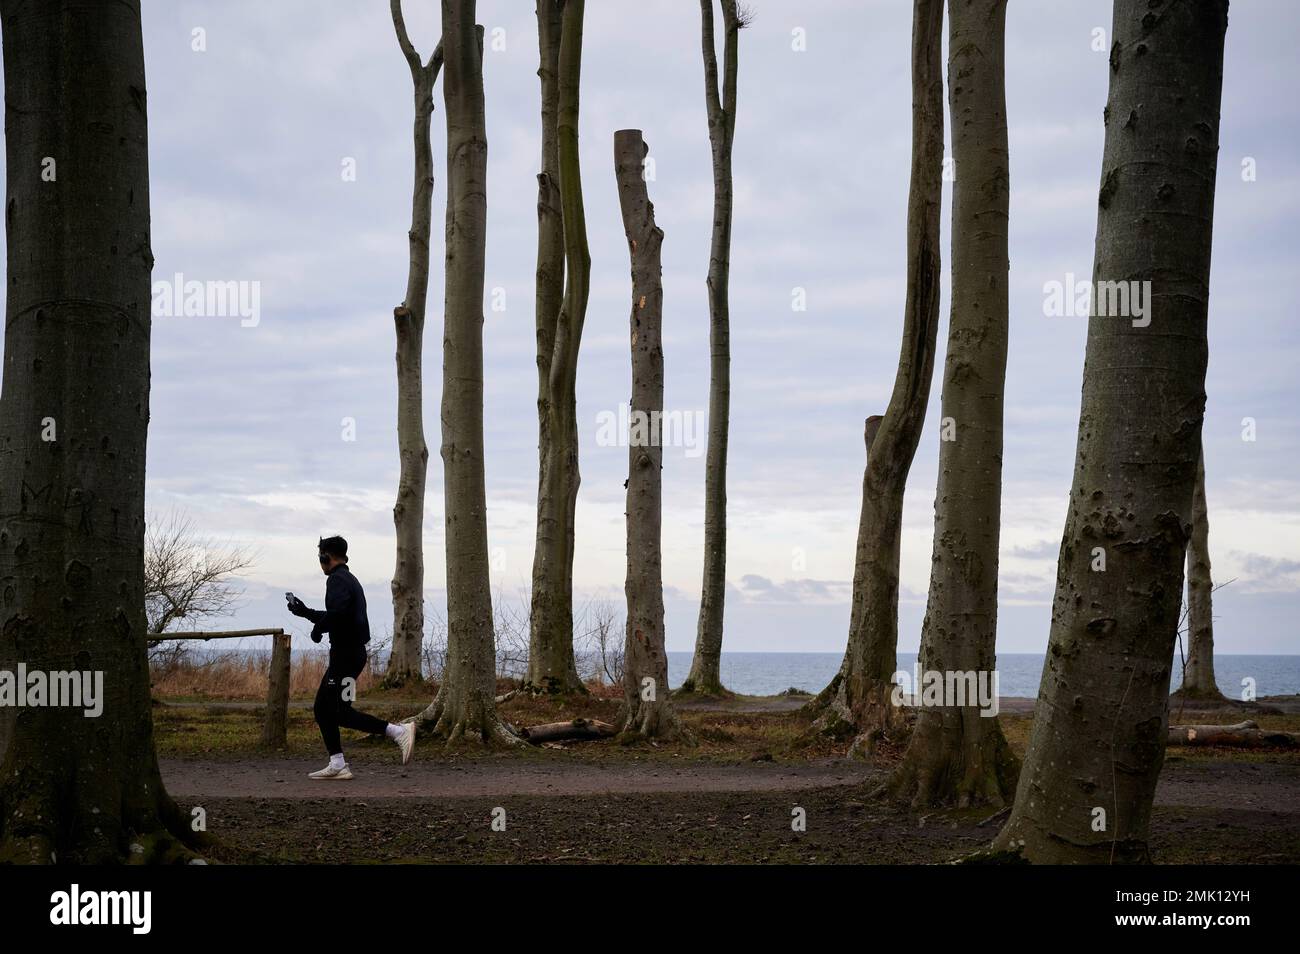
0,0,203,862
991,0,1228,864
885,0,1018,809
683,0,741,698
614,130,684,742
413,3,519,745
386,1,443,687
527,0,589,694
1180,452,1223,699
805,0,945,755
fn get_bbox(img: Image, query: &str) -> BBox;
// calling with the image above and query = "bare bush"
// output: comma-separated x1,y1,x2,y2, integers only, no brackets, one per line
144,509,255,668
577,598,624,686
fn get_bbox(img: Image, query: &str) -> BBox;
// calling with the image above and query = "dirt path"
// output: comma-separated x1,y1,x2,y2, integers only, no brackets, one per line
162,753,1300,810
162,756,875,799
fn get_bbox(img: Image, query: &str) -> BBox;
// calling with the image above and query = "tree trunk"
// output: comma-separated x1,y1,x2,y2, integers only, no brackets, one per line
885,0,1018,809
805,0,945,755
614,129,684,741
1181,452,1223,698
1168,720,1299,749
527,0,589,694
0,0,203,862
991,0,1228,864
683,0,742,698
520,718,616,744
386,1,443,688
413,2,519,745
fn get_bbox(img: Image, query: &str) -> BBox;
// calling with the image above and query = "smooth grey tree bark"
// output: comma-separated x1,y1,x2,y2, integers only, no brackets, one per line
805,0,945,756
682,0,746,698
615,129,684,741
413,2,520,745
528,0,589,694
885,0,1018,809
0,0,203,862
1181,451,1223,699
386,0,444,687
992,0,1228,864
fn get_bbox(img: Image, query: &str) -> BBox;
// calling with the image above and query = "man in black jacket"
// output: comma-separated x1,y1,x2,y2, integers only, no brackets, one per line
287,536,415,779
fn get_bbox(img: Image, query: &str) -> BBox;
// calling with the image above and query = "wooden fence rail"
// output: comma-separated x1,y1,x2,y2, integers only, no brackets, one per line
148,628,291,748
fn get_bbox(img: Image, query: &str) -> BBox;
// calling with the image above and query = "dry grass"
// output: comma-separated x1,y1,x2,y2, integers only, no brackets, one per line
151,649,380,701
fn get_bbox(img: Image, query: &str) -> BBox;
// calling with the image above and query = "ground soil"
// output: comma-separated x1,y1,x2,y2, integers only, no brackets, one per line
157,692,1300,864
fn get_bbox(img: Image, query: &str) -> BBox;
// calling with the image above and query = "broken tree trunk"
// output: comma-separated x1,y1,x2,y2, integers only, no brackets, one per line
1168,721,1299,749
386,0,443,687
614,129,685,742
805,0,945,756
520,718,616,745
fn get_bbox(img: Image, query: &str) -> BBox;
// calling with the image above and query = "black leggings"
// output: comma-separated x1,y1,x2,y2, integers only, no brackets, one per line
314,645,388,756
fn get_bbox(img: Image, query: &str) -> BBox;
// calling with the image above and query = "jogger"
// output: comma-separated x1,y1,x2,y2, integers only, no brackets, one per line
314,644,389,756
287,535,415,778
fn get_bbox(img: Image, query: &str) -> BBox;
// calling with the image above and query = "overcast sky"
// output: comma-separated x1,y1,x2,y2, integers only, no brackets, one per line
4,0,1297,656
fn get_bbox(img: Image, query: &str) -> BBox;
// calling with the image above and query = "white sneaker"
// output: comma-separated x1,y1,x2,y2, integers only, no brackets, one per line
396,722,416,765
308,762,353,780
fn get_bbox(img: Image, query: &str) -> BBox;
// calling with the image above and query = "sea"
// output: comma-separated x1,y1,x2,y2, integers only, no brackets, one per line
661,652,1300,699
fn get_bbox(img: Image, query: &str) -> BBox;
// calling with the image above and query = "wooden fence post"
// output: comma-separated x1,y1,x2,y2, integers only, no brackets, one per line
261,630,291,748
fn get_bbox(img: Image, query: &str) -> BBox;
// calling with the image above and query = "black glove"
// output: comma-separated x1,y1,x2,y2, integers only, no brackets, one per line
286,595,310,618
310,622,324,644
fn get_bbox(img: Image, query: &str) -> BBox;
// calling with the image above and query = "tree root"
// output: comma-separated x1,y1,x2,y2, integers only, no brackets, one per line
875,708,1020,810
616,700,696,745
0,773,211,865
674,677,731,699
800,676,909,759
410,690,526,748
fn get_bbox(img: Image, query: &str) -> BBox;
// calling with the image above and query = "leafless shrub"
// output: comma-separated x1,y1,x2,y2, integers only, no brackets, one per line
144,509,255,668
576,598,624,686
493,588,530,680
421,608,448,682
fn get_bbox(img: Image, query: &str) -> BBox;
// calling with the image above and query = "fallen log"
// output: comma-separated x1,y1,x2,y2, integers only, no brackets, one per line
519,718,616,745
1168,720,1300,749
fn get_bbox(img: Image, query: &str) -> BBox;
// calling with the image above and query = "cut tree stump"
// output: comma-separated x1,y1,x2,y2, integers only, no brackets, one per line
519,718,616,745
1168,720,1300,749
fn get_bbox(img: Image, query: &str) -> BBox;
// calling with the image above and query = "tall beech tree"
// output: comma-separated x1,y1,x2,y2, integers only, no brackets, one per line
386,0,444,687
413,1,518,744
683,0,747,697
1180,452,1224,699
805,0,945,755
528,0,590,694
886,0,1017,809
0,0,202,862
615,129,683,741
992,0,1228,863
